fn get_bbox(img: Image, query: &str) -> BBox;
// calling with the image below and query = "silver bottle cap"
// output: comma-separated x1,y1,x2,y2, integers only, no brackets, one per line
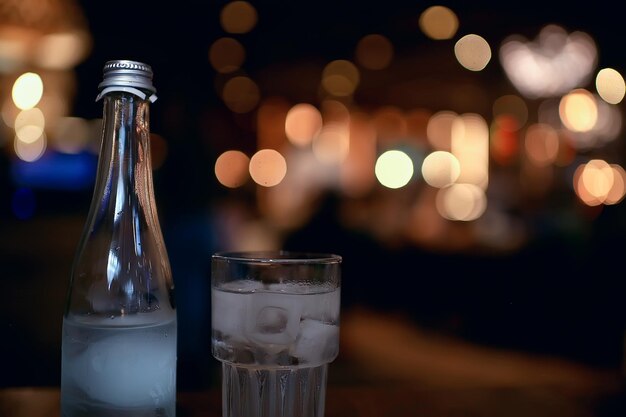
97,59,156,95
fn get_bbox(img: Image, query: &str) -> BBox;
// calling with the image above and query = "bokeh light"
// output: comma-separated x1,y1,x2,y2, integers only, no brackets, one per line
355,34,394,70
285,103,323,147
222,76,260,113
454,34,491,71
220,1,258,34
321,60,360,97
215,150,250,188
419,5,459,40
34,31,92,70
14,108,45,143
52,117,90,153
573,159,619,206
451,113,489,189
209,37,246,74
492,94,528,129
421,151,460,188
12,72,44,110
436,183,487,221
249,149,287,187
524,123,559,167
595,68,625,104
312,123,350,164
559,89,598,132
375,149,414,189
500,25,597,98
426,110,457,151
14,131,46,162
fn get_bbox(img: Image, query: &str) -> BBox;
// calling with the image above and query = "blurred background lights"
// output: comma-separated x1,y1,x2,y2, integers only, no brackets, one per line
221,76,260,113
375,149,414,189
51,117,90,154
574,159,626,206
426,110,457,151
312,123,350,164
595,68,625,104
524,123,560,167
215,150,250,188
355,34,394,70
559,89,598,132
451,113,489,189
492,94,528,129
220,1,257,34
12,72,44,110
34,31,91,70
209,37,245,74
372,106,407,142
285,103,323,147
419,5,459,40
436,183,487,221
14,108,45,143
249,149,287,187
605,165,626,205
454,34,491,71
14,131,46,162
256,97,290,150
322,60,360,97
500,25,597,99
421,151,460,188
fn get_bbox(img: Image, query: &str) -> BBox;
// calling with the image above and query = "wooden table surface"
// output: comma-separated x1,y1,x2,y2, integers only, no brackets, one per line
1,383,625,417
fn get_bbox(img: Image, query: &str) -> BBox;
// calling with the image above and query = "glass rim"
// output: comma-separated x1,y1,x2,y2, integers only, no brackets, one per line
212,250,342,264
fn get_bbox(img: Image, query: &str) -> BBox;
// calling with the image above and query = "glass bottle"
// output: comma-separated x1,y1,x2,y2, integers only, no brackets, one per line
61,60,177,417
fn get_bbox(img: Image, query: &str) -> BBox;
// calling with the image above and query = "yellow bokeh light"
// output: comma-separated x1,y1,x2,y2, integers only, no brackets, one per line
355,34,394,70
419,5,459,40
215,150,250,188
209,37,245,74
559,89,598,132
596,68,625,105
421,151,460,188
285,103,322,147
12,72,44,110
249,149,287,187
455,34,491,71
375,149,414,189
220,1,258,34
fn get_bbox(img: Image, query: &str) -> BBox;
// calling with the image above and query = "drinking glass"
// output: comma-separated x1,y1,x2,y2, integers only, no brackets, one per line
211,251,342,417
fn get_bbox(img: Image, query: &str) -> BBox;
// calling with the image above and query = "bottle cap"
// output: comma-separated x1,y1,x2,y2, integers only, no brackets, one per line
96,59,157,102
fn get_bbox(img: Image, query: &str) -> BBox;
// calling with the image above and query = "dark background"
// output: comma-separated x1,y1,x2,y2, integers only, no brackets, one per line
1,0,626,390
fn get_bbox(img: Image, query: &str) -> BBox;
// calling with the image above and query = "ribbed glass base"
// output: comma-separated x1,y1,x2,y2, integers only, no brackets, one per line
221,362,328,417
